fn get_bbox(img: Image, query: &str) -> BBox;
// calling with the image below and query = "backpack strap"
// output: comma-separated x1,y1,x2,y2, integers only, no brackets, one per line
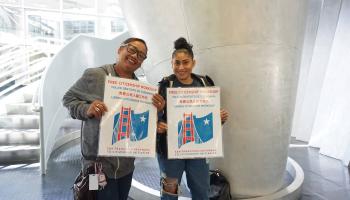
193,74,215,87
161,74,176,88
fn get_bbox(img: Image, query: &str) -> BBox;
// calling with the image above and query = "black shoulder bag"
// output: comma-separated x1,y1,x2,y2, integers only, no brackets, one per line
209,169,232,200
72,164,97,200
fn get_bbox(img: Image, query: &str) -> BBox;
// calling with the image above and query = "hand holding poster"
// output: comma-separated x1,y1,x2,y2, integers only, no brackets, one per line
167,87,223,159
98,76,157,157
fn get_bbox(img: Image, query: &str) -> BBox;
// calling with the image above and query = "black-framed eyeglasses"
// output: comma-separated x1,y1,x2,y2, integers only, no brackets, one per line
121,43,147,61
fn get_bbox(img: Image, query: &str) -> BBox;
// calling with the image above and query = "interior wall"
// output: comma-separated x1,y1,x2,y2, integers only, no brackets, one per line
292,0,342,141
292,0,350,165
309,0,350,165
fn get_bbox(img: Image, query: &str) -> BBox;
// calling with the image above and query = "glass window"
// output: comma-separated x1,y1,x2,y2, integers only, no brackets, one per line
26,10,61,39
111,18,125,33
24,0,60,10
96,17,125,39
1,0,128,98
63,14,95,40
0,1,128,49
0,6,24,44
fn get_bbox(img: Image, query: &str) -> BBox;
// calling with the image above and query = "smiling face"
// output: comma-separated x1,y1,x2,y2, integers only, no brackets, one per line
117,40,147,76
172,51,196,84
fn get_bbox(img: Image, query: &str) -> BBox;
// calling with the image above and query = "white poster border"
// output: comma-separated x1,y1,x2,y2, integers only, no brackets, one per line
167,87,223,159
98,76,157,158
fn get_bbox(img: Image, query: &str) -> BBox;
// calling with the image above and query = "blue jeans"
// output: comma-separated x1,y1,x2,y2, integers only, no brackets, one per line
97,172,133,200
157,154,210,200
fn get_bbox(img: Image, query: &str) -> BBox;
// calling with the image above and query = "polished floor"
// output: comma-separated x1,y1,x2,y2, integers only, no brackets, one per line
289,147,350,200
0,140,349,200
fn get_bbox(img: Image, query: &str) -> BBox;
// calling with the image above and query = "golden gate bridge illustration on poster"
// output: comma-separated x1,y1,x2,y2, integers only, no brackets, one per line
112,106,149,144
177,112,214,148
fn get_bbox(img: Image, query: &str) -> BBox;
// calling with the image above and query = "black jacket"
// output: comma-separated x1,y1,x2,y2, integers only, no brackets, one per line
156,73,215,156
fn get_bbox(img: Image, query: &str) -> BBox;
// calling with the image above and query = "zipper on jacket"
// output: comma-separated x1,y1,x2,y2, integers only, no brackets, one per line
114,157,120,179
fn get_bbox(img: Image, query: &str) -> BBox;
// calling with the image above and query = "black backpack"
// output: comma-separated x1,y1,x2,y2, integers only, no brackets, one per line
209,169,232,200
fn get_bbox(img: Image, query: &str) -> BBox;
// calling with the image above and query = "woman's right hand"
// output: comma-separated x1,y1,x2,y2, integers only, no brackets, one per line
157,121,168,134
86,100,108,119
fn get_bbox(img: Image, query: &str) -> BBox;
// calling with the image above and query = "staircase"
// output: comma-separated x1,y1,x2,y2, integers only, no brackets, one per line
0,39,78,165
0,42,49,164
0,82,40,163
0,83,82,164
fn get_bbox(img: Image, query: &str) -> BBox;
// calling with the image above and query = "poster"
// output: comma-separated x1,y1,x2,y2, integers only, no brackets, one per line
98,76,157,157
167,87,223,159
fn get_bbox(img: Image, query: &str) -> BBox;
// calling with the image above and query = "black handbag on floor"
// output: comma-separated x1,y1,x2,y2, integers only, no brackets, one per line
72,165,97,200
209,169,232,200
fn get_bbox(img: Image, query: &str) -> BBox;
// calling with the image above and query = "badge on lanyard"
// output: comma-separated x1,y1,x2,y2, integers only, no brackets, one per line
89,174,99,190
89,162,107,190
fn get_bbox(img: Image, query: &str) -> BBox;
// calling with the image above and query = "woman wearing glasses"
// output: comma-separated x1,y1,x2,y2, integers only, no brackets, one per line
156,37,229,200
63,37,165,200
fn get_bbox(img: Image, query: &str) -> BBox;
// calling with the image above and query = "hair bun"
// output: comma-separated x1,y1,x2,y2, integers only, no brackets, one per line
174,37,193,50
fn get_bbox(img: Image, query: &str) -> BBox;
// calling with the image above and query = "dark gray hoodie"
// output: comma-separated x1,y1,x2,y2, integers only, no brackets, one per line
62,63,136,179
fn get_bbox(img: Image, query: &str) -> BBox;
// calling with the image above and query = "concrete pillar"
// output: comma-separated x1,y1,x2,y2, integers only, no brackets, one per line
120,0,307,197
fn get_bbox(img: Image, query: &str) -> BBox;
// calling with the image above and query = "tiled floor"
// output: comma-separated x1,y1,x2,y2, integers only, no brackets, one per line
0,140,349,200
289,147,350,200
0,140,81,200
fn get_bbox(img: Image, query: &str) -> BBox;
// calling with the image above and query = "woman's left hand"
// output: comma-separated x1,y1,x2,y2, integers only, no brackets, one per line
152,94,165,111
220,109,229,124
157,121,168,134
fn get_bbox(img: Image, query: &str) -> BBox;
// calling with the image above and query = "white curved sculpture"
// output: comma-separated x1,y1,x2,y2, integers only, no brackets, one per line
38,32,130,173
120,0,307,197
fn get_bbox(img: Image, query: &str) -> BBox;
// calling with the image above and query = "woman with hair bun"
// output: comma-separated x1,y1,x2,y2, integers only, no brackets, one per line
156,37,229,200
